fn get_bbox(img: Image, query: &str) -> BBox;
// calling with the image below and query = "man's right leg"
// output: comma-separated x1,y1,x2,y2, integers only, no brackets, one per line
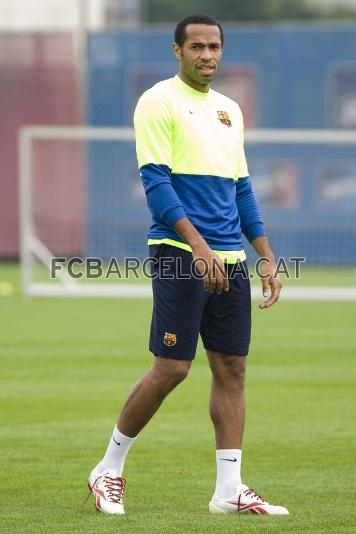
88,356,191,514
89,245,206,514
117,356,191,437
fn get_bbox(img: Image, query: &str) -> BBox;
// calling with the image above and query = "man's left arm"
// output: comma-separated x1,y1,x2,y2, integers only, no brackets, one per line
235,177,282,309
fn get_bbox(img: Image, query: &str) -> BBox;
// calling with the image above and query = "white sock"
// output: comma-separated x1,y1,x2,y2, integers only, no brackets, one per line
97,426,137,476
215,449,242,498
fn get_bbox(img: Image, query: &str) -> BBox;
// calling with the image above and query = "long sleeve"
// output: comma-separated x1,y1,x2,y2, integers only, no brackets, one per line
235,177,266,242
134,94,186,227
141,165,186,227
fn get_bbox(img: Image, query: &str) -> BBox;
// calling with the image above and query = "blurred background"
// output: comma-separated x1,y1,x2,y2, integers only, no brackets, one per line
0,0,356,290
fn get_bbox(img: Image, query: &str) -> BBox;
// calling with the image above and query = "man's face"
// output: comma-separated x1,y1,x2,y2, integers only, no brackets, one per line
173,24,223,91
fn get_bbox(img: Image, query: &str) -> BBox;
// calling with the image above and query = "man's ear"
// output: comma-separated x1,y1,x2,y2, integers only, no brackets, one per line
172,42,181,60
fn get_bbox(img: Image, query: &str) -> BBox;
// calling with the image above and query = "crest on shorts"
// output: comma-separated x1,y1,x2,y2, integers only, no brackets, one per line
163,332,177,347
217,110,232,127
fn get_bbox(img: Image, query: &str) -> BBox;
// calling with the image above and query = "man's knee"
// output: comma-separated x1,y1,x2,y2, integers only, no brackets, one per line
209,353,246,385
154,356,191,389
169,359,191,384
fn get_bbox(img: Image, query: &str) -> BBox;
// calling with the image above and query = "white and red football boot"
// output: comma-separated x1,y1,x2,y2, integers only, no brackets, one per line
88,467,126,515
209,484,289,515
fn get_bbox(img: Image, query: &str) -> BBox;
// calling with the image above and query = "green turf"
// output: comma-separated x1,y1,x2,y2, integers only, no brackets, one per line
1,263,356,532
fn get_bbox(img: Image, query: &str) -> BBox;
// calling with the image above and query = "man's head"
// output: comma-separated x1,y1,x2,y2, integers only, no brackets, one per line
173,13,224,92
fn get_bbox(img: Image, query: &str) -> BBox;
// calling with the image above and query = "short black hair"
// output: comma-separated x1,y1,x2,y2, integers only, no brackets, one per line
174,13,224,47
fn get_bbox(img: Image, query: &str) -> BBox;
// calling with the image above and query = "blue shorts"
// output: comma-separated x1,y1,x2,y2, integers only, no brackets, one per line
149,245,251,361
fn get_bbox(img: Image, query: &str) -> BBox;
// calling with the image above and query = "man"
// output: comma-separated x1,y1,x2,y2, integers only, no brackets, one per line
88,13,288,516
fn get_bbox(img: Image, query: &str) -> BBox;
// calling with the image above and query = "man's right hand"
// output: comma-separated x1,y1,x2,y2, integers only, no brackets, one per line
172,217,229,295
192,244,229,295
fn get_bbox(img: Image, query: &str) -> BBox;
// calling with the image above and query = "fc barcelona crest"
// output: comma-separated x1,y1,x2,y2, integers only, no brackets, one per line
163,332,177,347
217,110,232,127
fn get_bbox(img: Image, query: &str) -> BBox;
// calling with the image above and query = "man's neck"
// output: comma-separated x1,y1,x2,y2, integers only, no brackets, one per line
178,72,210,93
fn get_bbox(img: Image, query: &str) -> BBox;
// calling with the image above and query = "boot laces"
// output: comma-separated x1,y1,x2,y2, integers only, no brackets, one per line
243,487,265,502
103,475,126,503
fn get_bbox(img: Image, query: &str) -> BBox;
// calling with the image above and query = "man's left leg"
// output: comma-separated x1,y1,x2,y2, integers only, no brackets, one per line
207,351,246,498
207,351,289,515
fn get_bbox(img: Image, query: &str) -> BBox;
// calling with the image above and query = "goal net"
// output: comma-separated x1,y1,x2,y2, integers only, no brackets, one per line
19,126,356,299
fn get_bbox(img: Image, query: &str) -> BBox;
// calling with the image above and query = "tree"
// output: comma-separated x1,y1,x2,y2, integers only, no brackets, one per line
139,0,356,22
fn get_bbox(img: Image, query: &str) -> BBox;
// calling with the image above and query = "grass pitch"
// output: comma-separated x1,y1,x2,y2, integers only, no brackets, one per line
1,263,356,533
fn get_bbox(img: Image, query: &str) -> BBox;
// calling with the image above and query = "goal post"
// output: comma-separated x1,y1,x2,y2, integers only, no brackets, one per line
19,126,356,300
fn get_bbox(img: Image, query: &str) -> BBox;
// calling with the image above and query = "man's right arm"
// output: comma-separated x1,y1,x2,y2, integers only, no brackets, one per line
134,96,186,228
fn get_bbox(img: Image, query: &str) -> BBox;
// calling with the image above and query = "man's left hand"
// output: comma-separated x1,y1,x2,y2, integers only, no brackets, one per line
258,260,282,309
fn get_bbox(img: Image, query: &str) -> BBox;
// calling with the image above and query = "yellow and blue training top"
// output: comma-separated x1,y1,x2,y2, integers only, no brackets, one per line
134,75,265,262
